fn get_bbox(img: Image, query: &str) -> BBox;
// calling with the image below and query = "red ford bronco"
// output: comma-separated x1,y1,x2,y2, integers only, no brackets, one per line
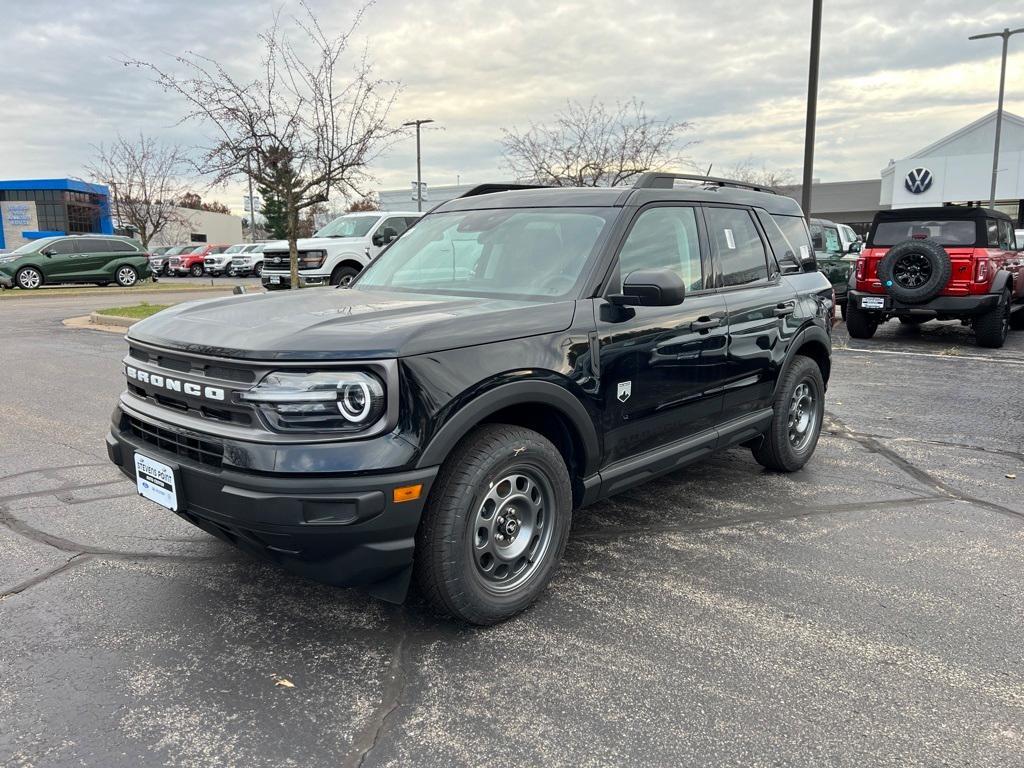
846,207,1024,348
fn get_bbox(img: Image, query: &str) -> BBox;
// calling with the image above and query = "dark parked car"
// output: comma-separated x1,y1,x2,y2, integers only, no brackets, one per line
810,218,859,318
0,234,153,289
106,174,833,624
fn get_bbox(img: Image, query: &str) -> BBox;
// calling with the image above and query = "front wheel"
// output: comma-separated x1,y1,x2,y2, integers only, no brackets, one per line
189,263,204,277
16,267,43,290
115,265,138,287
414,424,573,625
330,265,359,287
253,262,263,278
752,356,825,472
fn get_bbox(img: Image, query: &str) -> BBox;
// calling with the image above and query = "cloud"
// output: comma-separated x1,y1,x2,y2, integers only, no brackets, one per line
0,0,1021,212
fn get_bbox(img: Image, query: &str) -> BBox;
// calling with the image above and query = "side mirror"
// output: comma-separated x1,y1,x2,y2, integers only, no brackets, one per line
847,242,862,254
41,248,54,257
609,268,686,307
372,228,398,247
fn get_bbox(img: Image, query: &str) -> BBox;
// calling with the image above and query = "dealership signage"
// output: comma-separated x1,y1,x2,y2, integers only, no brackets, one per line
903,167,934,194
0,201,39,249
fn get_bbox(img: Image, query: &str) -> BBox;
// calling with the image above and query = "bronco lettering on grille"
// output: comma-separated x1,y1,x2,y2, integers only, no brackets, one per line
125,365,226,401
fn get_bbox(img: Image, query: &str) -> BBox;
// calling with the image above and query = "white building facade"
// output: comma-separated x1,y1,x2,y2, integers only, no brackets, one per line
881,110,1024,225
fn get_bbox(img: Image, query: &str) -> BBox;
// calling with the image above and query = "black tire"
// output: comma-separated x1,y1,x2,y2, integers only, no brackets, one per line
974,288,1010,349
15,266,43,290
844,301,878,339
1010,305,1024,331
253,262,263,278
189,263,204,277
115,265,139,287
96,282,110,287
898,316,927,326
752,356,825,472
876,239,951,304
330,265,359,287
414,424,573,625
162,264,172,277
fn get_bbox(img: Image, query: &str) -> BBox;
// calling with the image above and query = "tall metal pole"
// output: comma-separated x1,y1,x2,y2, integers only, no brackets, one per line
403,118,435,212
801,0,823,218
416,123,423,211
969,27,1024,209
247,169,256,243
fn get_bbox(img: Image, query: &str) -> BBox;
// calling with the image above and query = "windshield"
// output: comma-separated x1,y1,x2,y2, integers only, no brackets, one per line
314,215,379,238
12,238,54,254
356,208,614,299
224,244,246,254
872,219,977,247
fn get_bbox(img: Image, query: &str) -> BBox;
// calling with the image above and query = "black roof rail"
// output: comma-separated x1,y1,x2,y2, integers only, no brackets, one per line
457,183,552,198
632,172,778,195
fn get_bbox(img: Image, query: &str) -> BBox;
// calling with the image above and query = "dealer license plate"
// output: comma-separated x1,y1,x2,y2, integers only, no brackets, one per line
135,453,178,511
860,296,885,310
270,275,281,284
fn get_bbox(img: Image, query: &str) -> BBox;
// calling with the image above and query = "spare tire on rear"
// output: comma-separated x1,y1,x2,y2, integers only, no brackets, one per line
876,238,951,304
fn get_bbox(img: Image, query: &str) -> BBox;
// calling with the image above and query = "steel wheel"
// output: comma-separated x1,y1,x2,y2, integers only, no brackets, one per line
787,381,818,451
470,469,556,594
17,267,42,289
892,253,932,289
116,266,138,287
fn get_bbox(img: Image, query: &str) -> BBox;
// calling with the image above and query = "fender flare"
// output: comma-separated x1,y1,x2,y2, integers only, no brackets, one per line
989,269,1013,295
774,324,832,395
415,379,601,475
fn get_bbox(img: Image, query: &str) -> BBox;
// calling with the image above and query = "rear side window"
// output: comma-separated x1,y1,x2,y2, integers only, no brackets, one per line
756,210,797,273
108,239,138,252
996,219,1014,250
704,206,769,287
771,214,814,267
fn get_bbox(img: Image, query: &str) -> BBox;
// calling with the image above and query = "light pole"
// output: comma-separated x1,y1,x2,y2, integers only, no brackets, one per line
969,26,1024,208
801,0,823,219
403,118,434,211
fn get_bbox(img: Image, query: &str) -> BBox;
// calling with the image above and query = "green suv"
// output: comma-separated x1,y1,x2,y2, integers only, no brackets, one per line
0,235,153,290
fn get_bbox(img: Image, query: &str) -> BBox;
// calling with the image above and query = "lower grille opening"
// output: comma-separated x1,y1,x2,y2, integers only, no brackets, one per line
123,414,224,468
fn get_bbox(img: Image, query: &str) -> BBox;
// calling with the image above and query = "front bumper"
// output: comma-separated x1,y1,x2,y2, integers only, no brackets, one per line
848,289,1000,318
261,272,328,289
106,409,437,596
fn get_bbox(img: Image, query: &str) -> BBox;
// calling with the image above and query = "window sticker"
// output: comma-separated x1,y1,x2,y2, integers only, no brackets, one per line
724,228,736,249
799,245,810,261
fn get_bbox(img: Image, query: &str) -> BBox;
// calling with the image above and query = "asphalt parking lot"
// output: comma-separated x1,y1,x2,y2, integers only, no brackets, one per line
2,289,1023,767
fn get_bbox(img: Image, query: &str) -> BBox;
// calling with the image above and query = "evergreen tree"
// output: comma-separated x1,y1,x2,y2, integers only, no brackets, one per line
259,186,287,239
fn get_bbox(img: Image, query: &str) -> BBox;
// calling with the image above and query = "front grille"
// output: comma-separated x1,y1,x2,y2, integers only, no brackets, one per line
128,346,255,383
169,257,181,267
123,414,224,468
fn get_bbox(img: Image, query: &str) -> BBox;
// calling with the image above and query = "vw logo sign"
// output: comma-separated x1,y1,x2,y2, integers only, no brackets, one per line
904,167,933,194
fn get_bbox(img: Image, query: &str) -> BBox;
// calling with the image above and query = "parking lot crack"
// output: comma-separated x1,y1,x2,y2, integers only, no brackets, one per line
0,553,91,600
344,615,413,768
826,412,1024,524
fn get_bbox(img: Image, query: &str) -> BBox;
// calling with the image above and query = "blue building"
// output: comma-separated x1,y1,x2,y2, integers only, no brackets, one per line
0,178,114,251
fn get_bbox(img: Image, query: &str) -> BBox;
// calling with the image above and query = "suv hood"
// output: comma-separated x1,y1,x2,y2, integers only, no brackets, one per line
127,288,577,360
262,237,361,252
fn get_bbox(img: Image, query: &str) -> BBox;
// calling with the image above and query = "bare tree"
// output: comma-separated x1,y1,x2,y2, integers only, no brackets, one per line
501,98,696,187
125,2,402,288
724,157,795,189
86,133,188,249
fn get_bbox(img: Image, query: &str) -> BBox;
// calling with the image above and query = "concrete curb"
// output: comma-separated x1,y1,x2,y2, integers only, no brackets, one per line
62,315,129,334
89,312,136,328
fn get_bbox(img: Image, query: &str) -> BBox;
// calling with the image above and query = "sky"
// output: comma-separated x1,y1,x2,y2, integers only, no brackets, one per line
1,0,1022,214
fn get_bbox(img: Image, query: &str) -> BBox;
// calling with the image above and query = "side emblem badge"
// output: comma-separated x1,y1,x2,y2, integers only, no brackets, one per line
617,381,632,403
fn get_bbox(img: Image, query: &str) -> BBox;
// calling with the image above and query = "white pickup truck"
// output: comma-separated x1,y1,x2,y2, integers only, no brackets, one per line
260,211,422,289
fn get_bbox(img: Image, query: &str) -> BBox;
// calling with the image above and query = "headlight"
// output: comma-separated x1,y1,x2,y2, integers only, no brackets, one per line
0,255,16,264
299,250,326,269
240,371,385,432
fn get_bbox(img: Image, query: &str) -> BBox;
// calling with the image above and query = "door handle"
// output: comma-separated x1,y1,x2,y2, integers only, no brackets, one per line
689,316,722,332
774,302,796,317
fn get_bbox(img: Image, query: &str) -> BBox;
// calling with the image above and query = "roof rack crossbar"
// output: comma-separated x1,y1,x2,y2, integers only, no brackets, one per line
632,172,778,195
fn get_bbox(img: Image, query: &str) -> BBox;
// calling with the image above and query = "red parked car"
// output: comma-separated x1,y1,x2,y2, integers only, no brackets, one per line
846,207,1024,348
168,244,229,277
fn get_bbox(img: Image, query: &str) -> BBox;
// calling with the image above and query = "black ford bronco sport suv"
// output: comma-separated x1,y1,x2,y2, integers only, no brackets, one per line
106,174,834,624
